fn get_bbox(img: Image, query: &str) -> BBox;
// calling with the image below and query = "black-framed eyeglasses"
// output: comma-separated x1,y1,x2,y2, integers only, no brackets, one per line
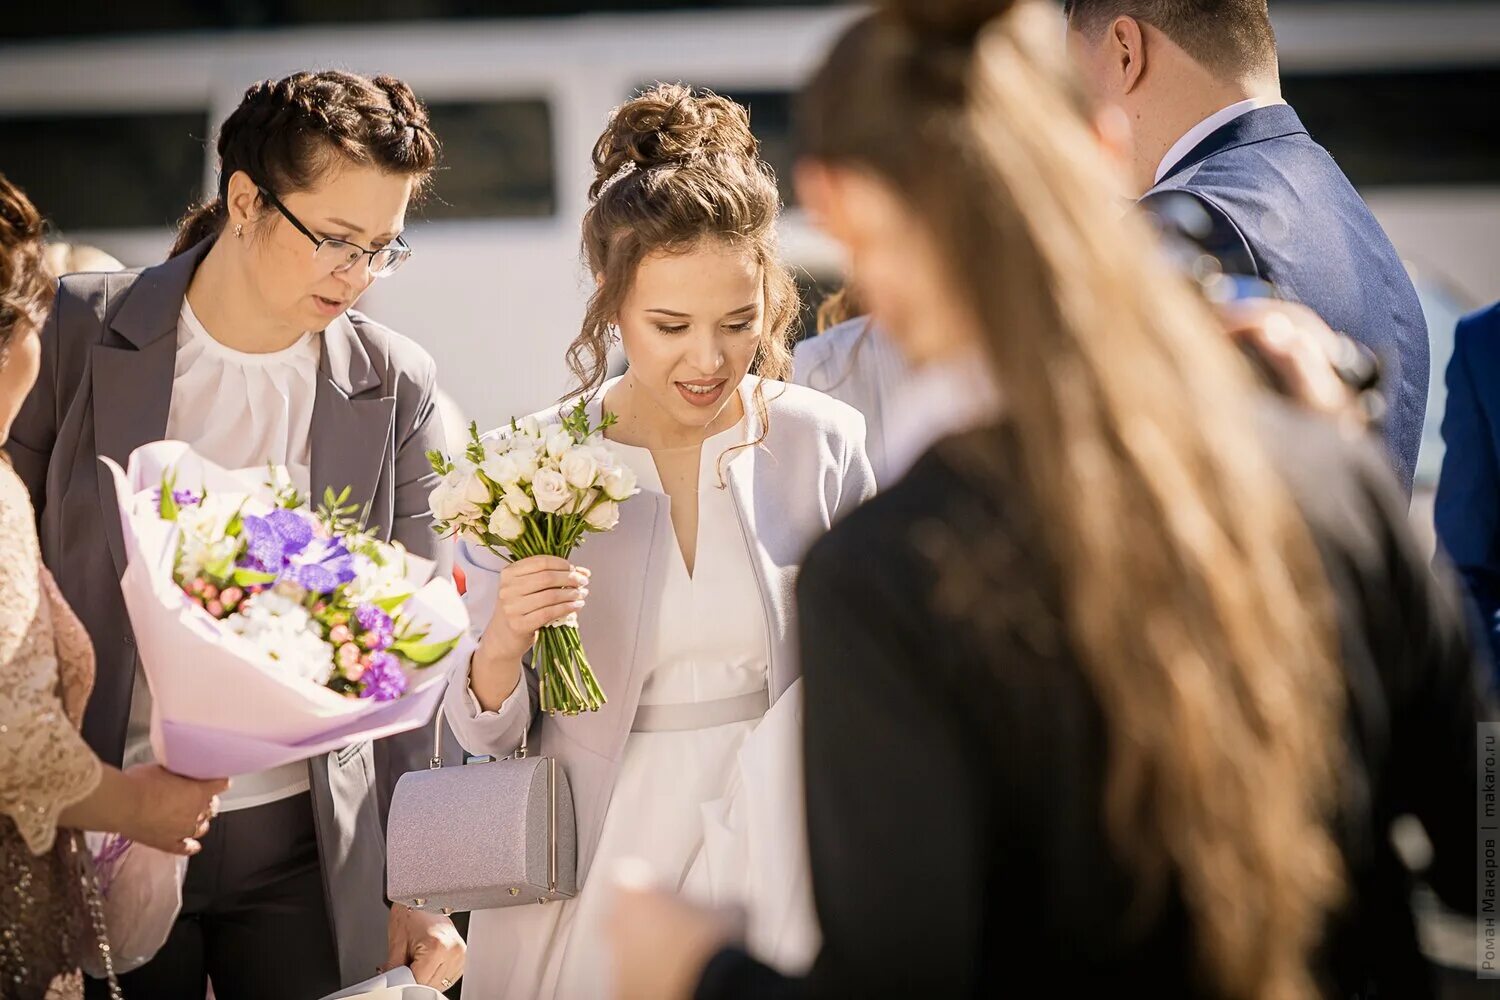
257,187,412,278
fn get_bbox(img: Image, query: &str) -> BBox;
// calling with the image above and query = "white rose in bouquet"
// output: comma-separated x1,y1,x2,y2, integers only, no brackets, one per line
480,450,522,490
531,468,572,513
430,462,490,522
519,415,543,439
546,428,573,461
501,488,534,515
601,463,639,502
488,504,526,542
560,447,600,490
584,499,620,531
572,488,600,516
510,440,542,482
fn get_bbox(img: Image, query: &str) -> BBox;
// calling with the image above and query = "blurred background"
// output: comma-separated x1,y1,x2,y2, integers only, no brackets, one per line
0,0,1496,529
2,2,1497,992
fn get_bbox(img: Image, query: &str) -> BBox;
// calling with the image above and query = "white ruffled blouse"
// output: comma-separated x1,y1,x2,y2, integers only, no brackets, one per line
123,299,322,811
164,299,320,489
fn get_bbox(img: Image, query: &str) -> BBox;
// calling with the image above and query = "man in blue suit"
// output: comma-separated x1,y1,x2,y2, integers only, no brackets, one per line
1436,303,1500,683
1066,0,1428,495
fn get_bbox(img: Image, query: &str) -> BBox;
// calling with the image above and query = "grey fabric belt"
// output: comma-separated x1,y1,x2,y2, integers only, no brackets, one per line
630,686,770,733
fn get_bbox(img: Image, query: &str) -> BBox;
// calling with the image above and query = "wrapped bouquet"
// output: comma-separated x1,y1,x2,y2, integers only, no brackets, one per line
427,398,639,715
103,441,472,779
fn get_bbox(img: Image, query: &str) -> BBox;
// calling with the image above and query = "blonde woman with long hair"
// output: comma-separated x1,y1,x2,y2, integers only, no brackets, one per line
609,2,1486,998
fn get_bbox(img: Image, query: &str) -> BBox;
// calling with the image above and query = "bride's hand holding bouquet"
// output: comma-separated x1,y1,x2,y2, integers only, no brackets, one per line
428,399,639,715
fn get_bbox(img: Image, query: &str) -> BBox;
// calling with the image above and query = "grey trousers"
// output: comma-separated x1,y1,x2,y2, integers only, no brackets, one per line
88,792,341,1000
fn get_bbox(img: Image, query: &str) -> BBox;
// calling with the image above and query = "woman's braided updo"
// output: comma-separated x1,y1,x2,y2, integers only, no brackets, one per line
170,70,439,257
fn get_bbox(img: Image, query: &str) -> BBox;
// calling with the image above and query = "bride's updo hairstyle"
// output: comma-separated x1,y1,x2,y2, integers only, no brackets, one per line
569,84,798,445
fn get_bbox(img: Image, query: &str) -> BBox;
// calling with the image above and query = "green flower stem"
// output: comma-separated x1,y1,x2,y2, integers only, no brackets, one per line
486,516,607,715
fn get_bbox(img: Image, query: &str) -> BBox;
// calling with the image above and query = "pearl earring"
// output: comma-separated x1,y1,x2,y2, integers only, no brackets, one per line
234,223,244,239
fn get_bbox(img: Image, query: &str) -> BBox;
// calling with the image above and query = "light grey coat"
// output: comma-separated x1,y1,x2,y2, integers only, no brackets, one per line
791,317,910,490
6,239,451,986
443,375,875,887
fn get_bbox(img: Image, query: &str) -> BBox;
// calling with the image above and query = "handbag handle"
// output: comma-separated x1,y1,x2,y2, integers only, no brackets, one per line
428,698,528,769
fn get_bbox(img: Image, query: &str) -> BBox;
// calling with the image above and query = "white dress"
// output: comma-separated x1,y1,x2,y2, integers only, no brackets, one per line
462,418,818,998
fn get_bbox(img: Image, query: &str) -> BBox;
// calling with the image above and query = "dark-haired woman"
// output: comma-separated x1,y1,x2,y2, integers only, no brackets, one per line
611,2,1486,999
8,71,464,999
445,83,874,998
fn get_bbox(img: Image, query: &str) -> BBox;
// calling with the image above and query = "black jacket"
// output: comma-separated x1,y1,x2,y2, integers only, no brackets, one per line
697,406,1483,999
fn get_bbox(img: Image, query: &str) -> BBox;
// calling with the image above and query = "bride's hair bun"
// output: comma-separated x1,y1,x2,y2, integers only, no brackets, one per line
590,83,759,200
878,0,1018,41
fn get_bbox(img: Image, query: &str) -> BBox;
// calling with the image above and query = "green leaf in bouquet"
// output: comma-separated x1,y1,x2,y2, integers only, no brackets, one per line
315,485,367,535
466,421,487,466
269,463,305,510
391,635,460,666
159,469,180,521
372,592,414,614
203,553,237,583
231,567,278,588
426,448,454,477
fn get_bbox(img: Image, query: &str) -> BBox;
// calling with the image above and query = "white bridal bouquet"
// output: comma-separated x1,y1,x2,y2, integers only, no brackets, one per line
102,441,474,779
427,399,639,714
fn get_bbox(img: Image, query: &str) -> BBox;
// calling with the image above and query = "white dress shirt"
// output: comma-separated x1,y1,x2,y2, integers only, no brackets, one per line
883,347,1003,484
124,300,322,811
1154,96,1285,186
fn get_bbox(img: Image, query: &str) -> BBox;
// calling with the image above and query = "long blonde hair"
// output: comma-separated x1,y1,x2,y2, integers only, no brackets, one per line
800,3,1345,997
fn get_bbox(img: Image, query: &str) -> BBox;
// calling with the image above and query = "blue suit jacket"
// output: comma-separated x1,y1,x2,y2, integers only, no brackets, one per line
1436,302,1500,682
1144,104,1429,496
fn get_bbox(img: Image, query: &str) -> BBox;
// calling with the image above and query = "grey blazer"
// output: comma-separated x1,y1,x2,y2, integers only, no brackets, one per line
443,375,876,888
6,238,451,985
792,317,910,490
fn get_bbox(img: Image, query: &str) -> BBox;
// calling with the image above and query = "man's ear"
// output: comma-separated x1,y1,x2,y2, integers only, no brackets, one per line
1110,15,1149,95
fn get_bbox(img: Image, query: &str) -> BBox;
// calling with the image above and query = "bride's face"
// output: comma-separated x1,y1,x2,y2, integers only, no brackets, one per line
612,239,765,434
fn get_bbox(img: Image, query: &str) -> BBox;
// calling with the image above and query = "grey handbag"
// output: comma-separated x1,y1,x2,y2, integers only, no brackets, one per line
386,715,578,913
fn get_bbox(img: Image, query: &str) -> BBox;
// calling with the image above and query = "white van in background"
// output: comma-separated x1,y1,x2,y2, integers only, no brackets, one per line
0,2,1494,506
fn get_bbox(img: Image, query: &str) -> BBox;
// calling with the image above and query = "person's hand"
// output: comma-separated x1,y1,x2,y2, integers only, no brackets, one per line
608,879,740,1000
481,555,590,664
1218,299,1364,432
381,903,466,991
120,764,228,856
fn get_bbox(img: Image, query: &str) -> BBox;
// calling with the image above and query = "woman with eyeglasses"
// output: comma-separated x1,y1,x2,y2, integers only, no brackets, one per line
7,71,465,999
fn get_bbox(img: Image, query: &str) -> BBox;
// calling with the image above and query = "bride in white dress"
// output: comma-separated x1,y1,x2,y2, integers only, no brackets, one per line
444,84,875,998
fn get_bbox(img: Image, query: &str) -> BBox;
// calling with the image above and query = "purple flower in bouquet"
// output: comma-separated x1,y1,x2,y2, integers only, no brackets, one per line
240,509,356,593
154,487,201,508
285,538,357,593
358,651,407,701
354,604,395,651
241,509,316,573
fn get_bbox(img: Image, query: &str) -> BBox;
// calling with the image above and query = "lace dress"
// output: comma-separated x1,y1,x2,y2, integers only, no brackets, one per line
0,459,104,1000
